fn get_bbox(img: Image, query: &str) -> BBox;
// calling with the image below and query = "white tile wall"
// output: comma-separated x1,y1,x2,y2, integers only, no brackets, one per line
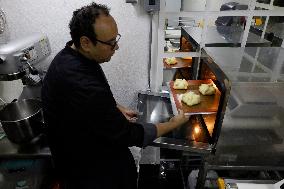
0,0,150,108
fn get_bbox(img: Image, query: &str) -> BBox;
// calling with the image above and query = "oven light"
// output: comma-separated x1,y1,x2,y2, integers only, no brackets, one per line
194,126,200,134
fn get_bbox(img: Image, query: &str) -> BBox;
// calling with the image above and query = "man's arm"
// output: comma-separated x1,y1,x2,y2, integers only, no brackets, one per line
117,104,189,146
117,104,190,137
155,110,189,137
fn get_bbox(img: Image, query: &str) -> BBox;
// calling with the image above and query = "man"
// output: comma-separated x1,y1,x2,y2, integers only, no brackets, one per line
42,3,189,189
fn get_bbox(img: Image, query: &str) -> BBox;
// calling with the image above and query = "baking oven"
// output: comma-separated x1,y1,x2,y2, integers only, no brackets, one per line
138,49,231,154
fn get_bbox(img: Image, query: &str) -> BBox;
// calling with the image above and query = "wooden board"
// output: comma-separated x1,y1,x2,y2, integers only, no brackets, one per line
169,80,220,115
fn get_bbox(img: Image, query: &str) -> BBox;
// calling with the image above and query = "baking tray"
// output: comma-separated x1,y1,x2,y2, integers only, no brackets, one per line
163,57,192,69
169,79,221,115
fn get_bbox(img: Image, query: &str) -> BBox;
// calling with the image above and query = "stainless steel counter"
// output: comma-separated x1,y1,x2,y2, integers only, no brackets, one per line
182,26,271,48
204,47,284,82
202,47,284,169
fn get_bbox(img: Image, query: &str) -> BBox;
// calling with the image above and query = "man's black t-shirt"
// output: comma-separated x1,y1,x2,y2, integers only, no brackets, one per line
41,41,156,189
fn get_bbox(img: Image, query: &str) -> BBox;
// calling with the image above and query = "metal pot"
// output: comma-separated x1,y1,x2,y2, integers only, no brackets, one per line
0,99,44,144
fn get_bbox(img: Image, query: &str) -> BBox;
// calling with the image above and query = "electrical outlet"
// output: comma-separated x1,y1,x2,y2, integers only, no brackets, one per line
143,0,160,12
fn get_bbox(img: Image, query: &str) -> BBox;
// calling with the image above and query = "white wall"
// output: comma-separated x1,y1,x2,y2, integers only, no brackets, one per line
165,0,181,27
182,0,206,11
0,0,150,107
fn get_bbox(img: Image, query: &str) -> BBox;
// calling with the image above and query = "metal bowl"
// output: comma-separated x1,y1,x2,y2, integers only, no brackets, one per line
0,99,44,144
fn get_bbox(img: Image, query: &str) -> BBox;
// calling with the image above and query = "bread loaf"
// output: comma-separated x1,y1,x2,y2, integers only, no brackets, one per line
182,92,201,106
173,79,188,90
199,83,215,95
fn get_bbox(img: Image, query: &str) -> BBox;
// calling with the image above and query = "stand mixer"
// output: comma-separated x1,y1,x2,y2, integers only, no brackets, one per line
0,33,51,144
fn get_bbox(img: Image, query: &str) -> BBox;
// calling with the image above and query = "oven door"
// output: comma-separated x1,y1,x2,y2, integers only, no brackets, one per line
137,92,213,154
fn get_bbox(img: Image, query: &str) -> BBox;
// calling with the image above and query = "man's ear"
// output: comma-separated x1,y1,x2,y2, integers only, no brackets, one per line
80,36,92,52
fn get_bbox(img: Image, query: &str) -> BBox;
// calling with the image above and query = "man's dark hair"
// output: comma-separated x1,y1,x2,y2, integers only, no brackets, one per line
69,3,110,48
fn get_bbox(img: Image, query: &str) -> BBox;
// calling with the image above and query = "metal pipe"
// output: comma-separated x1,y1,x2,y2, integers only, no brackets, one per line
147,12,154,92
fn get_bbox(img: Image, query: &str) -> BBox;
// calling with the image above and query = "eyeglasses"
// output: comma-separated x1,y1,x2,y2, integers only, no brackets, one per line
95,34,121,50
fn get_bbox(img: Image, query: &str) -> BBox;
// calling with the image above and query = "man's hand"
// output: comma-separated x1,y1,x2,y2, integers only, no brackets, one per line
169,110,190,126
117,104,138,122
156,110,190,137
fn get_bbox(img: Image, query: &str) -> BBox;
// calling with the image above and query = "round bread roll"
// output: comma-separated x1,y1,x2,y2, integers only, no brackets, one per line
199,83,216,95
182,91,201,106
165,57,178,65
173,79,188,90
